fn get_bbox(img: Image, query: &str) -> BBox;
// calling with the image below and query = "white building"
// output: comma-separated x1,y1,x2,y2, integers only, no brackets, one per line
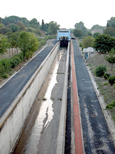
83,47,97,59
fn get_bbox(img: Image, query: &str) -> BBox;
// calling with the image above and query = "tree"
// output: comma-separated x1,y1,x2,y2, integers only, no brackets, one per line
74,21,88,36
0,23,5,30
8,32,20,48
73,29,82,37
44,23,49,32
18,31,39,60
0,23,5,34
91,24,105,31
7,23,19,32
82,36,94,48
0,17,2,23
41,19,45,31
29,18,40,29
93,32,100,38
104,27,115,37
0,34,9,54
105,48,115,71
93,34,115,53
86,32,92,36
16,22,25,31
107,17,115,28
2,16,29,27
48,21,60,35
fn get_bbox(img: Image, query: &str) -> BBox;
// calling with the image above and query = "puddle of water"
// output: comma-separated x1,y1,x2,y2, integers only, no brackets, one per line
24,50,64,154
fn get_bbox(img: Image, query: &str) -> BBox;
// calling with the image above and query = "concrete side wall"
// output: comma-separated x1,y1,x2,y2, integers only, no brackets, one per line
0,43,59,154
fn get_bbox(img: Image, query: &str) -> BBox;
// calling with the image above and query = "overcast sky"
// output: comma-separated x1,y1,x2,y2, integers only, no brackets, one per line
1,0,115,29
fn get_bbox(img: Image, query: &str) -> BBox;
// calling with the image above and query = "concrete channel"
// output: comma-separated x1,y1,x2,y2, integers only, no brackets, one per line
0,40,63,154
12,44,70,154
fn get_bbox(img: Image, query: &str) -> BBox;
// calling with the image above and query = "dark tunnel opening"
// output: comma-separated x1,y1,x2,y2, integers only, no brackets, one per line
60,37,69,47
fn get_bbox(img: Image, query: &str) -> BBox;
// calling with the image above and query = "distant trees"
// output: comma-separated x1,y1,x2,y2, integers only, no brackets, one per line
2,16,29,27
29,18,40,29
93,34,115,53
91,24,105,31
104,27,115,37
0,16,61,36
74,21,88,36
103,17,115,37
48,21,60,35
0,23,5,33
7,23,19,32
41,19,45,31
107,17,115,28
73,29,83,37
93,32,100,38
16,22,25,31
82,36,94,48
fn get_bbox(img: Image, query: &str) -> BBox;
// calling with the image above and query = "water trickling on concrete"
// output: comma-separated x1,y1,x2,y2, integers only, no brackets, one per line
24,51,63,154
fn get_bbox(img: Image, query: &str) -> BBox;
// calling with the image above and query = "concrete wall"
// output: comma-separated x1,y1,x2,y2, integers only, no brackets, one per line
0,42,59,154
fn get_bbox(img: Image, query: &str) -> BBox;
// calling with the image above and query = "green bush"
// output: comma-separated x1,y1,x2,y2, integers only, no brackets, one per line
104,73,111,79
0,53,24,77
104,82,108,85
106,100,115,109
95,65,107,77
2,73,9,78
108,76,115,85
0,59,11,73
10,55,21,68
25,51,33,59
18,53,24,61
0,62,4,76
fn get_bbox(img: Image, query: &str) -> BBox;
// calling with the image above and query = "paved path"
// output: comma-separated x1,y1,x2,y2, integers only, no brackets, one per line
72,39,115,153
0,40,57,118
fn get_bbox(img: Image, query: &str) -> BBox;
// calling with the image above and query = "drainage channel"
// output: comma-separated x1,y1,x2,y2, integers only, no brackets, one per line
12,48,67,154
65,45,71,154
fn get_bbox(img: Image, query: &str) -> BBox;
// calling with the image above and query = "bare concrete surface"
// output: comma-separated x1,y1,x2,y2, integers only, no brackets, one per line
13,48,67,154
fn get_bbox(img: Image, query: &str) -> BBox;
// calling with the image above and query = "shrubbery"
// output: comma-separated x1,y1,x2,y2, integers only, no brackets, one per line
108,76,115,85
106,100,115,109
95,65,107,77
0,52,24,77
0,35,55,78
25,51,33,59
0,59,11,73
104,73,111,79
